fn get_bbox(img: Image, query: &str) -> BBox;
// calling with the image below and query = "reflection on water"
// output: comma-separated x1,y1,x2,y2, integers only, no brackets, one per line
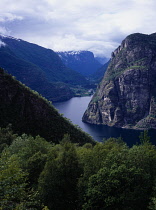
53,96,156,147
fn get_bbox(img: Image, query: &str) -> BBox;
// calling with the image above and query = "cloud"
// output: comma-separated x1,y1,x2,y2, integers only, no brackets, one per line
0,26,8,35
0,13,23,22
0,0,156,57
0,40,6,47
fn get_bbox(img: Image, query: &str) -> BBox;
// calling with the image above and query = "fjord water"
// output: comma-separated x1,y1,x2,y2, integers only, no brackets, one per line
53,96,156,147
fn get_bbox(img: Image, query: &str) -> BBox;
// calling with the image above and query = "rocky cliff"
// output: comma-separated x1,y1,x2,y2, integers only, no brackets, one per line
83,33,156,129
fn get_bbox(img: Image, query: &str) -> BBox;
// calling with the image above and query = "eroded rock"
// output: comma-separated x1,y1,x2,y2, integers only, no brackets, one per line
83,33,156,129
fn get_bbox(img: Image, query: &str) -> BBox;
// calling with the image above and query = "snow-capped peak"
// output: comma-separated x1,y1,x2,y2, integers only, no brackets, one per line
57,50,86,56
0,34,21,41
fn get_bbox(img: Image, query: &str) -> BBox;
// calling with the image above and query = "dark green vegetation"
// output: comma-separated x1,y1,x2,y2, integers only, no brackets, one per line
83,33,156,129
0,68,94,144
0,35,90,101
1,128,156,210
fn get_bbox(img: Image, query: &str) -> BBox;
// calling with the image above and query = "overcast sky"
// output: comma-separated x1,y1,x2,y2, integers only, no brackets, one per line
0,0,156,58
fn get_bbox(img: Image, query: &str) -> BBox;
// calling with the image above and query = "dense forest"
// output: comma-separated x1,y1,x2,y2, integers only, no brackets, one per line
1,127,156,210
0,68,93,145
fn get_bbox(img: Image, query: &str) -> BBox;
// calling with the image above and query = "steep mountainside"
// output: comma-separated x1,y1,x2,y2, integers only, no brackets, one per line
83,33,156,129
57,51,102,76
0,68,94,145
95,56,109,65
0,45,73,102
0,35,88,101
91,60,110,82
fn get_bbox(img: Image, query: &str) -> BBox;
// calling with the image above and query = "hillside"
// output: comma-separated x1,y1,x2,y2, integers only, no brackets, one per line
0,35,88,101
57,50,102,76
0,68,94,144
91,60,110,82
95,56,109,64
83,33,156,129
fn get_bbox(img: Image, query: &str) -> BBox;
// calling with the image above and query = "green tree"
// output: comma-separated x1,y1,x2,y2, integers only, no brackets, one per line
8,134,51,187
39,135,82,210
0,151,28,209
83,163,150,210
139,130,150,144
0,124,17,153
77,138,127,208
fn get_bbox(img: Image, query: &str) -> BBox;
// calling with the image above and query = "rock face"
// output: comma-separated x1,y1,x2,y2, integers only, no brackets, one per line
83,33,156,129
57,51,102,76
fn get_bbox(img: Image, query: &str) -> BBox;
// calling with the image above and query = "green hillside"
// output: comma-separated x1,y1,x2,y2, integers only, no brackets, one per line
3,37,87,85
0,68,94,144
0,35,89,101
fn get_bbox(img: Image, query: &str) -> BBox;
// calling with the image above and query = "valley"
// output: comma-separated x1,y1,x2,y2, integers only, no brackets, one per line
1,2,156,209
1,31,156,210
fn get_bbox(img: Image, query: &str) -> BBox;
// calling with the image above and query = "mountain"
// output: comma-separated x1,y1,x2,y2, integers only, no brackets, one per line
0,68,94,145
57,51,102,76
91,60,110,82
95,56,109,65
83,33,156,130
0,35,88,101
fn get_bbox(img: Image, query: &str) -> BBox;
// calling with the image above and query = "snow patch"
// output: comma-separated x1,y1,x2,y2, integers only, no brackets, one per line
57,50,85,56
0,34,21,41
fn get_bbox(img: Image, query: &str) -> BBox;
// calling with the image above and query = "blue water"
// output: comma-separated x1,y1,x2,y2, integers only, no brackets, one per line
53,96,156,147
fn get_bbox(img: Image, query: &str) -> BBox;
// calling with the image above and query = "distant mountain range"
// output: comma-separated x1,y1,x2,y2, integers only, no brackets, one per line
95,56,109,65
57,50,102,76
0,35,88,102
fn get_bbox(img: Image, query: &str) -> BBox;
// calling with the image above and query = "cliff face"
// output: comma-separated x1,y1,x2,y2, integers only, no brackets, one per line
83,33,156,129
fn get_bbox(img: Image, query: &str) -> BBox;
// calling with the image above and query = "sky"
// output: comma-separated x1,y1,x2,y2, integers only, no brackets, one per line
0,0,156,58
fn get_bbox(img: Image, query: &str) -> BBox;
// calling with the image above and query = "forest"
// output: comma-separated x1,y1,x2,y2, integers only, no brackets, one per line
1,126,156,210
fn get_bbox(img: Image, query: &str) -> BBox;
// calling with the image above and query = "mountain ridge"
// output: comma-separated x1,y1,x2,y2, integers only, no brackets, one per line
57,50,102,76
0,34,88,101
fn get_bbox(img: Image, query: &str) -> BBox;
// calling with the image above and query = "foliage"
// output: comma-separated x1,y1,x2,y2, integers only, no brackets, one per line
0,69,95,145
139,130,151,144
0,124,17,152
1,128,156,209
83,164,149,210
38,135,82,210
0,151,28,209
